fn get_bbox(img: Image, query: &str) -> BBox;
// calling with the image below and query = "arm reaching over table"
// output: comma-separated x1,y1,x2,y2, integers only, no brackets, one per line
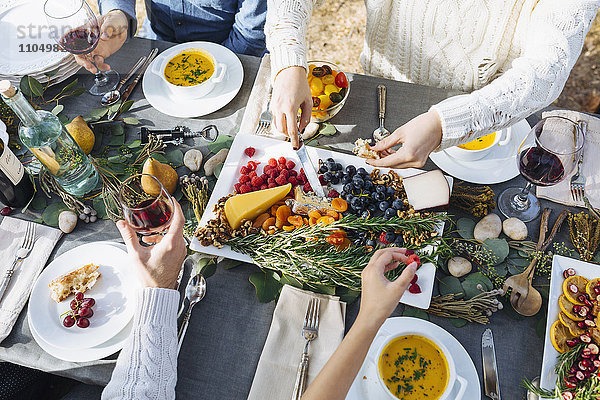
302,248,417,400
102,199,187,400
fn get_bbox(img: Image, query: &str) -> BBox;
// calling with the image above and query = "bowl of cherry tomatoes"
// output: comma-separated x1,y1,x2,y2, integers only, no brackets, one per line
307,61,350,123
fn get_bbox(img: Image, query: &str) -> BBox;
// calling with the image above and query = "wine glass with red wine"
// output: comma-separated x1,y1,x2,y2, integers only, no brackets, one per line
118,174,174,237
497,116,585,222
44,0,120,96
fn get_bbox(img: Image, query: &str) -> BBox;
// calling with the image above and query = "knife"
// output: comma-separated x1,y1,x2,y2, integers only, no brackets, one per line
294,138,325,198
482,328,501,400
108,48,159,121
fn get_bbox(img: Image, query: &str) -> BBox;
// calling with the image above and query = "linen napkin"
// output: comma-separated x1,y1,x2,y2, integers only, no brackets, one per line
0,217,62,343
536,110,600,207
247,284,346,400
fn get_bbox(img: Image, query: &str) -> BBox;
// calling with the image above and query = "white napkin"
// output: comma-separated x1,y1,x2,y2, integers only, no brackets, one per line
0,217,62,343
536,110,600,207
247,285,346,400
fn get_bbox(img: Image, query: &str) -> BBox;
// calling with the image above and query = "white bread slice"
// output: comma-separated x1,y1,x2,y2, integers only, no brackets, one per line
48,263,101,303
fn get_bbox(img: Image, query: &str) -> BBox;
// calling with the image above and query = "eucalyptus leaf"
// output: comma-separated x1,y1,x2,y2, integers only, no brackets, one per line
462,272,493,299
60,78,79,93
92,132,104,153
106,163,126,175
507,264,526,275
119,100,134,114
41,202,70,227
70,87,86,97
506,257,530,267
438,276,464,298
110,123,124,136
463,272,493,291
123,117,139,125
450,318,468,328
165,149,184,166
402,307,429,320
208,135,234,153
518,250,530,258
109,102,122,113
279,274,303,289
482,238,509,265
108,134,125,146
32,218,43,224
213,162,223,179
219,259,243,270
27,76,44,97
152,154,168,164
19,76,32,97
30,196,47,211
51,104,64,115
494,263,509,277
456,217,476,240
249,270,282,303
44,68,60,78
84,108,108,122
318,123,337,136
127,140,142,149
199,261,217,279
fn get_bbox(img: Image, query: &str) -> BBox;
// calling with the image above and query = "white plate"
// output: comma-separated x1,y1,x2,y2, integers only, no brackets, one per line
346,317,481,400
28,242,139,350
142,41,244,118
0,0,68,75
189,134,452,309
429,119,532,184
539,255,600,396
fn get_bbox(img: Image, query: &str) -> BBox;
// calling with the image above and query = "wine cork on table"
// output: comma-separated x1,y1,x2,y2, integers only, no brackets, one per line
0,80,16,98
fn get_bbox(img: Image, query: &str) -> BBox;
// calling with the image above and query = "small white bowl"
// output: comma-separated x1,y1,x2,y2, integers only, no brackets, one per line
151,47,227,99
375,332,467,400
445,128,512,161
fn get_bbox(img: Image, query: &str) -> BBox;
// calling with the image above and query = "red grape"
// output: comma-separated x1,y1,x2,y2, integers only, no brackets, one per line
0,207,12,216
70,300,79,310
79,307,93,318
75,292,84,301
76,318,90,328
81,298,95,308
63,315,75,327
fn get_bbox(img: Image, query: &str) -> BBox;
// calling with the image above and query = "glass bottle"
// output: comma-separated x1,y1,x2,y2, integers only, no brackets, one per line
0,80,98,196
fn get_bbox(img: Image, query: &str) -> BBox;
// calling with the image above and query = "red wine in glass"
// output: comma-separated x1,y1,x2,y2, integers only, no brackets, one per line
518,147,565,186
59,27,99,55
127,198,173,235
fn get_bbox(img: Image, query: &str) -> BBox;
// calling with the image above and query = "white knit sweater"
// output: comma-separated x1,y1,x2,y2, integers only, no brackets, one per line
266,0,600,149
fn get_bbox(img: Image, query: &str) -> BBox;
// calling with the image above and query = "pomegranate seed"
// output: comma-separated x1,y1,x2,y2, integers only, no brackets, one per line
579,359,591,370
578,294,587,303
565,268,576,277
569,284,579,294
582,348,593,358
594,286,600,295
410,275,418,285
594,360,600,368
564,380,577,389
578,306,590,318
581,333,592,343
578,322,587,329
584,369,592,378
562,391,574,400
0,206,12,216
567,339,579,347
585,319,596,327
576,371,585,381
568,375,579,384
408,283,421,294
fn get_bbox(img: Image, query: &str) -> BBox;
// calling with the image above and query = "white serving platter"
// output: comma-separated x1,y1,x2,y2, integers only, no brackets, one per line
190,134,452,309
539,255,600,397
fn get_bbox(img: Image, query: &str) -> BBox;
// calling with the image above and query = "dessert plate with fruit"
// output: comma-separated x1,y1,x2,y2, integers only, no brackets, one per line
28,242,140,351
190,134,452,309
539,255,600,398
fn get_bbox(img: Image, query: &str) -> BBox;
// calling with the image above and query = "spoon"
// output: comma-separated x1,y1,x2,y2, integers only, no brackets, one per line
177,273,207,353
100,55,146,107
504,260,542,316
373,84,390,142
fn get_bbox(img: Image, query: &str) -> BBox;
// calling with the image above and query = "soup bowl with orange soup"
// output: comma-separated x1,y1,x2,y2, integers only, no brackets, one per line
445,128,512,161
376,332,467,400
150,47,227,99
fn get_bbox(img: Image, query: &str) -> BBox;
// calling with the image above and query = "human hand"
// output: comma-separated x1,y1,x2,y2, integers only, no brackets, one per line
75,10,128,73
116,199,187,289
366,110,443,169
358,248,417,327
271,66,312,149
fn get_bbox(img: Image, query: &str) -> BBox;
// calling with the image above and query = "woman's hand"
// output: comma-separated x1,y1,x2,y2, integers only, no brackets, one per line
359,247,417,326
116,199,187,289
271,66,312,149
75,10,128,73
367,110,443,169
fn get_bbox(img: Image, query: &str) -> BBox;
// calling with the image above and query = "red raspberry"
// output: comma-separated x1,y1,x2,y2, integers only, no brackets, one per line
379,232,391,244
249,171,257,178
240,166,250,175
327,189,340,198
244,147,256,157
268,158,278,167
297,174,307,184
240,184,251,194
247,161,260,171
260,173,268,182
407,254,421,268
278,156,287,165
267,177,276,184
303,182,312,193
263,165,272,174
405,249,415,256
234,183,242,193
277,164,287,172
288,169,297,177
288,176,298,186
408,283,422,294
260,184,268,190
239,175,250,184
410,274,418,284
300,168,305,175
286,160,296,170
275,175,287,186
268,183,277,188
267,169,278,178
251,176,264,187
319,175,327,185
280,169,290,178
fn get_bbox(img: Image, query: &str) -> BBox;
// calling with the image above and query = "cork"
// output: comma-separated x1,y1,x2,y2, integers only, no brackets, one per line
0,80,16,98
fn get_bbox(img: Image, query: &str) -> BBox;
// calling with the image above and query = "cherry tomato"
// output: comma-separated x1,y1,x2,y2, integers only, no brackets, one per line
329,92,343,103
310,78,324,95
311,67,326,77
334,72,348,88
318,94,332,110
312,96,321,108
322,65,333,75
324,84,338,96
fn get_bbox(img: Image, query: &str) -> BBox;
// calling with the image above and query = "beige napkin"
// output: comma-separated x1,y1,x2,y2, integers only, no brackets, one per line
536,110,600,207
0,217,62,343
247,284,346,400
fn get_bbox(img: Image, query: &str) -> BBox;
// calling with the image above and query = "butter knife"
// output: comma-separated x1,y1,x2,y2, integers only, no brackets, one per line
482,328,501,400
294,139,325,198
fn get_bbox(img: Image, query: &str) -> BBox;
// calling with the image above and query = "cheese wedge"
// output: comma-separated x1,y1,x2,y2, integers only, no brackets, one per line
225,183,292,229
402,170,450,211
49,263,100,303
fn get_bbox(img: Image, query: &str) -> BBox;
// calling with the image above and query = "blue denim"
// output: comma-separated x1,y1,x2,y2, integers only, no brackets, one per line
99,0,267,56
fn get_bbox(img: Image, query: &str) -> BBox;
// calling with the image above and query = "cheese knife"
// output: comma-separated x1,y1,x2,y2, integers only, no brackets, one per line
294,138,325,198
482,328,501,400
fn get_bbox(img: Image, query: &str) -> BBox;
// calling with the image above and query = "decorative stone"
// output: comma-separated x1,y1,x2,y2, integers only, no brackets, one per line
58,210,78,233
448,256,472,278
183,149,203,172
474,213,502,242
502,217,528,241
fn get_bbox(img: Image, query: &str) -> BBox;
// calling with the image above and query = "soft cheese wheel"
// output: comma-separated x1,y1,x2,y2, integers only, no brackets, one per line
225,183,292,229
402,170,450,211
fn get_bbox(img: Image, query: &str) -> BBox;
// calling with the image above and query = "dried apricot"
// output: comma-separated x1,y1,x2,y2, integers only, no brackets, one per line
331,198,348,212
270,205,279,216
326,232,345,245
336,238,351,251
276,205,292,222
324,209,339,220
317,216,336,225
253,213,270,228
308,209,322,219
283,225,296,232
275,218,286,230
309,217,319,226
262,217,276,230
288,215,304,227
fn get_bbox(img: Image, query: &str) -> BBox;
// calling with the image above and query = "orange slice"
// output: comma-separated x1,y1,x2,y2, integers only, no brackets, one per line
550,320,575,353
558,312,586,337
586,278,600,301
563,275,589,305
559,295,585,322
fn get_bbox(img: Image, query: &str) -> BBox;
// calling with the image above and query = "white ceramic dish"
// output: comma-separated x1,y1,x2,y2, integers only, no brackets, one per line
539,255,600,397
346,317,480,400
142,41,243,118
444,129,512,161
429,119,532,184
28,242,140,350
150,46,227,99
189,134,452,310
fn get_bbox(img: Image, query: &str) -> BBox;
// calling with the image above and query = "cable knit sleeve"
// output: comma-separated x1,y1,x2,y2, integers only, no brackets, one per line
430,1,600,150
101,288,179,400
265,0,319,81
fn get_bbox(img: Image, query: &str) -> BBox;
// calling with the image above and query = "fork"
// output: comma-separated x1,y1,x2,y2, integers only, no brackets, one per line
570,150,585,202
291,297,320,400
0,221,36,302
255,90,272,135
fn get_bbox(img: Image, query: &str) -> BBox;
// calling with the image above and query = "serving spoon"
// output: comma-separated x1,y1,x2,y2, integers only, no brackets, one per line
372,84,390,142
177,273,207,353
100,55,146,107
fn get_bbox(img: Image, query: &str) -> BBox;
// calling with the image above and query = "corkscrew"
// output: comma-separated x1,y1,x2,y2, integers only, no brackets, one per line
140,125,219,145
